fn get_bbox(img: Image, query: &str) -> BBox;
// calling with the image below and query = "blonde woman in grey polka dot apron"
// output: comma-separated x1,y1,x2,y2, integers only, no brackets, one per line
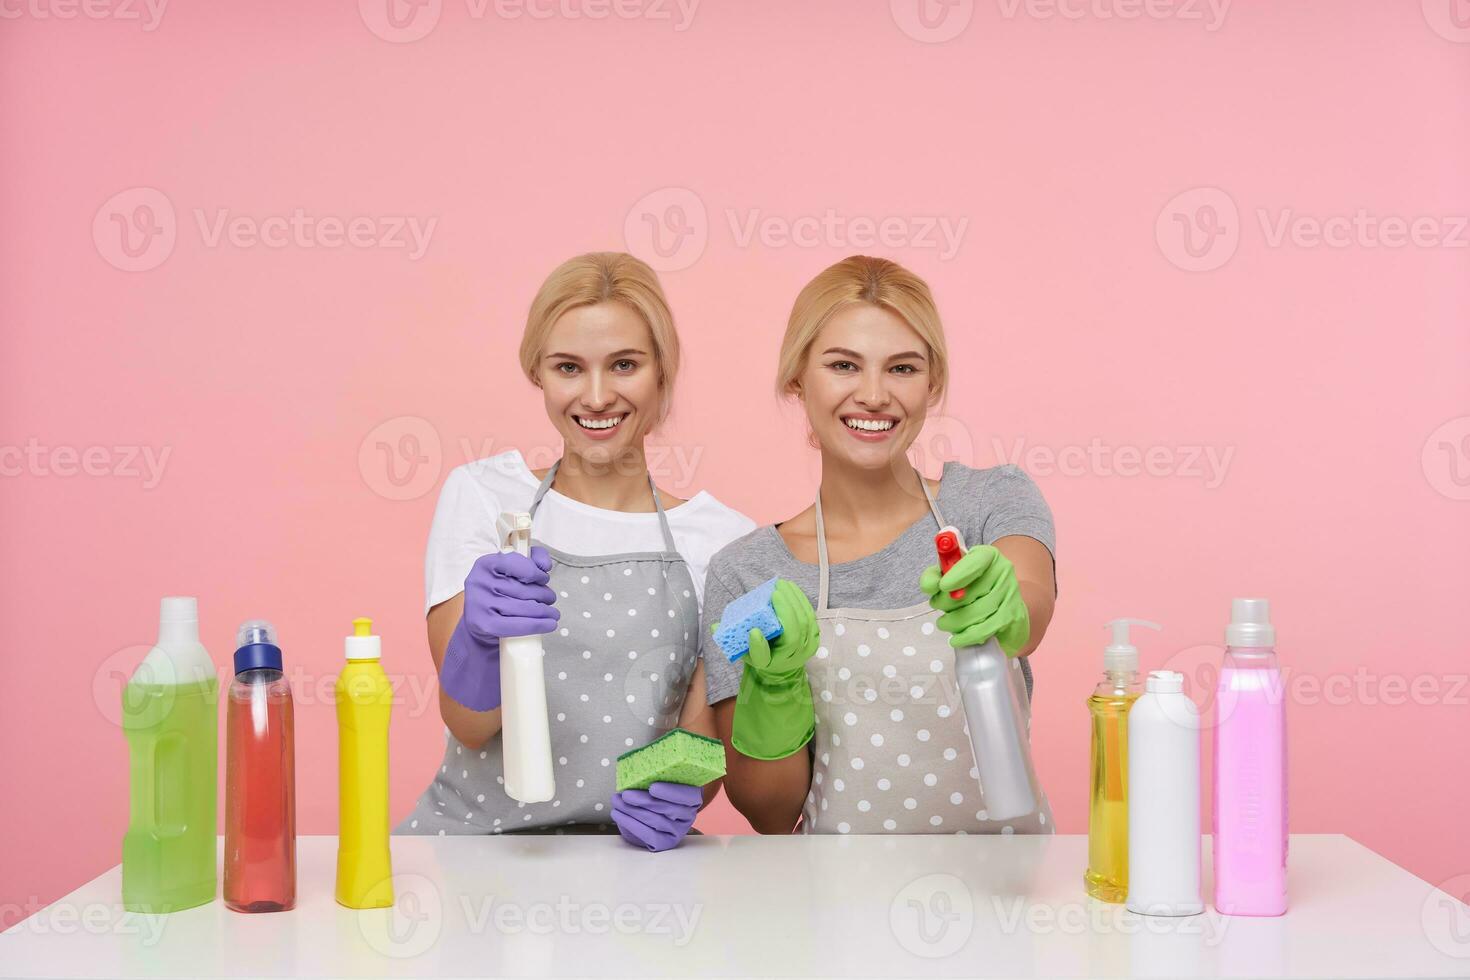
399,461,700,836
802,477,1053,835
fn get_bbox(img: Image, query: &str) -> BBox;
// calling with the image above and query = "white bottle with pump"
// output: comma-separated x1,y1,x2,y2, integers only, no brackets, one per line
499,512,556,803
1126,669,1203,916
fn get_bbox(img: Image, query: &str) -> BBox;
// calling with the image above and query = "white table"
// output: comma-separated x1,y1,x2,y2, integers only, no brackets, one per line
3,834,1467,978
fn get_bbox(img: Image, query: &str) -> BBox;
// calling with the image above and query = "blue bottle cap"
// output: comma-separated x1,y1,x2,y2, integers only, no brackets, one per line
233,619,283,673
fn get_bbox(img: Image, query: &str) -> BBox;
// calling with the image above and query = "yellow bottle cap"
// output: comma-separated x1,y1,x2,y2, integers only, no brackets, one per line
353,617,373,637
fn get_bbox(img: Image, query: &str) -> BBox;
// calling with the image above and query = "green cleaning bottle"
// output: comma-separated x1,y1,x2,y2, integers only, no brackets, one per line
122,596,219,913
1084,618,1158,903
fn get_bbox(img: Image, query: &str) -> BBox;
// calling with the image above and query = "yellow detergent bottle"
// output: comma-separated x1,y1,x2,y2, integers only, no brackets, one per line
1084,618,1158,903
335,617,394,909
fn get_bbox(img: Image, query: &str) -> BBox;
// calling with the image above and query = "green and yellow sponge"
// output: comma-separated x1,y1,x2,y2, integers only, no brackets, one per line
615,728,726,792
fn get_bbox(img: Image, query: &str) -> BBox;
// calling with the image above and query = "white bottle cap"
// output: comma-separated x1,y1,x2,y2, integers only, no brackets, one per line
1226,598,1275,647
160,596,198,623
345,617,381,661
1146,669,1184,694
1104,618,1161,672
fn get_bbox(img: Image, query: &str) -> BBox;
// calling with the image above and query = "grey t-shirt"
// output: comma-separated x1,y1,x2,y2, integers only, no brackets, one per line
701,462,1056,705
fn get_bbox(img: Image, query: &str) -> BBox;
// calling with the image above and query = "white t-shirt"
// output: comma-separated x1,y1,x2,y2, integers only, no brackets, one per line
424,450,757,615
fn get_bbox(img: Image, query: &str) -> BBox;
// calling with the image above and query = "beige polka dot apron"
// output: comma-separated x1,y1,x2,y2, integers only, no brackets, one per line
399,461,700,835
801,478,1053,835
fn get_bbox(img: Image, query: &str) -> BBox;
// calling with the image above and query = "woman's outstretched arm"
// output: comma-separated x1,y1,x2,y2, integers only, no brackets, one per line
994,534,1056,657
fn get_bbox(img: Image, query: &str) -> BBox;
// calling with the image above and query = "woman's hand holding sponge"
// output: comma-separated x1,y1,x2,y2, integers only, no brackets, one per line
919,544,1030,656
611,782,703,852
611,729,725,852
440,548,559,711
727,579,821,761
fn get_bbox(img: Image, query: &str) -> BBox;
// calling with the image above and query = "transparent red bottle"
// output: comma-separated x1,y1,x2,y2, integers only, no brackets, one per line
224,620,296,912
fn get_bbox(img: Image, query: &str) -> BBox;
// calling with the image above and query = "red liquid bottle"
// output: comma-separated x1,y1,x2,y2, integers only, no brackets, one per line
224,620,296,913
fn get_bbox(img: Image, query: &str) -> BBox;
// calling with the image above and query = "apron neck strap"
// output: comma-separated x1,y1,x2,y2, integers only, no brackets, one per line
530,458,677,552
814,469,945,614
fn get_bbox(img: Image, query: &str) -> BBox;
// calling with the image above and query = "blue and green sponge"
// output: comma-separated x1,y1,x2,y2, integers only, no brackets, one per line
713,576,783,662
616,728,726,792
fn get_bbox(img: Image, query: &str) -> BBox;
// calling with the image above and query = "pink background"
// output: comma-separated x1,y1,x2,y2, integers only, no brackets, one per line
2,0,1468,923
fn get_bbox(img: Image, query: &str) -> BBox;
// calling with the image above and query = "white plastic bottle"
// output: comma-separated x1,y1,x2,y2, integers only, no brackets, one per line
499,512,555,803
1126,669,1203,916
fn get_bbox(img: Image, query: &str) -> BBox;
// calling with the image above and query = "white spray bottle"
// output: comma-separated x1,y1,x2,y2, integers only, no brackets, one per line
499,512,556,803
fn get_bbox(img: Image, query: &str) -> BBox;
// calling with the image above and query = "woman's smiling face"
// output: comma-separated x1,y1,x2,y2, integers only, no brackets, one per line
794,302,932,471
536,301,661,464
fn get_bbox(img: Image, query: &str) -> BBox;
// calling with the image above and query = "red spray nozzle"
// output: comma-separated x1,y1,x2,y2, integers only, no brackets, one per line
934,526,967,601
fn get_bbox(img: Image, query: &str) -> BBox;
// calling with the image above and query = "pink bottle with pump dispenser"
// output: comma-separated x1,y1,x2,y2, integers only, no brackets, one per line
1213,598,1288,916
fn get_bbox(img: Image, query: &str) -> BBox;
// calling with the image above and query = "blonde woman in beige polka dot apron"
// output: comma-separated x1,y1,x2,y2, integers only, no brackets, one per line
703,254,1058,837
802,476,1052,835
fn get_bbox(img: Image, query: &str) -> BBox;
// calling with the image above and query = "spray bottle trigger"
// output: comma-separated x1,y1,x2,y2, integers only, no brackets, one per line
935,526,969,601
503,512,533,558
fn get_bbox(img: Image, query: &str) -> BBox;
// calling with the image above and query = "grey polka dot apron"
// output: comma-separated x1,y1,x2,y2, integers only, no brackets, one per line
399,461,700,836
801,477,1054,835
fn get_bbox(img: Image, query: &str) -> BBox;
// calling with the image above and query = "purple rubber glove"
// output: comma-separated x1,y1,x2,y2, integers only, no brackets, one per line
439,546,557,711
611,782,703,852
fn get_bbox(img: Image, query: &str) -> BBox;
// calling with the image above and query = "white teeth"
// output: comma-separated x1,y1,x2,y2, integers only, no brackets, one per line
576,415,625,430
845,417,895,432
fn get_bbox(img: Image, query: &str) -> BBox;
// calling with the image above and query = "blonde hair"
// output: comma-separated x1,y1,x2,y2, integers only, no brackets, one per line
775,255,949,402
520,252,681,423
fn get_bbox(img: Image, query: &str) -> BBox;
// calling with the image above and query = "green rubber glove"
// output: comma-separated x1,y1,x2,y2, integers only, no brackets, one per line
728,579,820,761
919,545,1031,656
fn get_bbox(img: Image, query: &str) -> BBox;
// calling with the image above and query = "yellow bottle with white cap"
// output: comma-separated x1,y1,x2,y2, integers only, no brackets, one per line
335,617,393,909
